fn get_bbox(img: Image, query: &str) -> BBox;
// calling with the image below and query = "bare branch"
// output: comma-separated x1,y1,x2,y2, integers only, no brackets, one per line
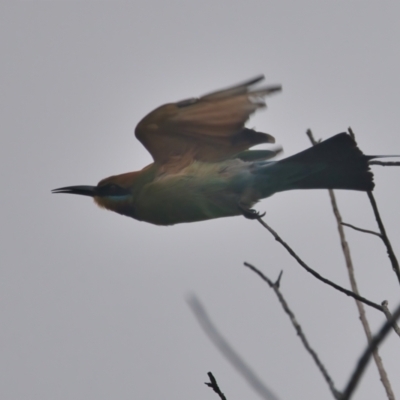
188,296,281,400
308,128,396,399
244,263,341,399
341,222,381,238
342,303,400,400
256,218,384,312
369,161,400,166
367,191,400,286
326,187,395,400
205,372,227,400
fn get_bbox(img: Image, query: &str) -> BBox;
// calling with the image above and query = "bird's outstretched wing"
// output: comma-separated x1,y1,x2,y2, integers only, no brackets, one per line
135,76,281,164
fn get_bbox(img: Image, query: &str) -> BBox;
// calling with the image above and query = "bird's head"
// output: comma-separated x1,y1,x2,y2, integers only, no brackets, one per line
52,171,143,219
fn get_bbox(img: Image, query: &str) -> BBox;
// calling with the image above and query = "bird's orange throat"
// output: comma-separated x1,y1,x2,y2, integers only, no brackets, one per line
94,196,136,219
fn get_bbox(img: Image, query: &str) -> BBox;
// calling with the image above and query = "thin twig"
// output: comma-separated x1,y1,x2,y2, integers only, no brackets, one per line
369,161,400,166
341,222,381,238
256,218,384,312
342,303,400,400
367,191,400,286
341,224,400,334
188,296,281,400
381,301,400,337
205,372,227,400
306,128,319,145
244,263,341,399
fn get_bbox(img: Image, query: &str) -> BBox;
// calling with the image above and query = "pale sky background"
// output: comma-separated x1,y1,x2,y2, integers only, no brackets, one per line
2,2,400,399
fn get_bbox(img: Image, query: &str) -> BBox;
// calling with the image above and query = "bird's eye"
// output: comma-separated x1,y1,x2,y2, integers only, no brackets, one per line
96,183,129,197
108,184,118,194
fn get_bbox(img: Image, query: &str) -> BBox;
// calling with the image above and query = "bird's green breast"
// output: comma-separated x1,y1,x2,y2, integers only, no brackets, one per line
134,160,257,225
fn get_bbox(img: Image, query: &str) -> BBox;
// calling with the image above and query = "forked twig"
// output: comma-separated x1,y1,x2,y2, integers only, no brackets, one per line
256,218,383,312
205,372,227,400
244,263,341,399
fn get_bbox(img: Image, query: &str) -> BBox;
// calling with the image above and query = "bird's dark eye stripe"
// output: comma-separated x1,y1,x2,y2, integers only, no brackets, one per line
96,184,130,197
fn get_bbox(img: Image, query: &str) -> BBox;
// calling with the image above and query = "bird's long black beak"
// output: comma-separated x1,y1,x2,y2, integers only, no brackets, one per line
52,185,97,197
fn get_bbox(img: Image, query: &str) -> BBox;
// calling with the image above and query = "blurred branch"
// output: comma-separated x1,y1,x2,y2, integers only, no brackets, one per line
342,303,400,400
205,372,227,400
244,263,341,399
367,191,400,286
188,296,281,400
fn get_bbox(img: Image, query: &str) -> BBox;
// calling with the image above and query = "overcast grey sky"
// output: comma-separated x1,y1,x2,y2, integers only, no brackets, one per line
2,2,400,399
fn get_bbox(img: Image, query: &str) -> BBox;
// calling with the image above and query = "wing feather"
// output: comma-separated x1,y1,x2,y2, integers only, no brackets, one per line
135,76,281,164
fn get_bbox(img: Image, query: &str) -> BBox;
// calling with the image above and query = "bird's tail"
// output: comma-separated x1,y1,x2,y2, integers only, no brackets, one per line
255,133,377,198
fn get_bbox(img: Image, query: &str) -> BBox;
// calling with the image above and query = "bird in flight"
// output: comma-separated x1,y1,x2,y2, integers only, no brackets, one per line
53,76,379,225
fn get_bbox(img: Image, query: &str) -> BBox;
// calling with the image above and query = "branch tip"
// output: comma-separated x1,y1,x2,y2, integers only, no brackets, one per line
274,271,283,288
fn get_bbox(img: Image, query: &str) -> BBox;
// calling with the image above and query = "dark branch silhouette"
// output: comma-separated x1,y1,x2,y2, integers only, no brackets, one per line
369,161,400,166
341,303,400,400
367,191,400,286
341,222,381,238
205,372,227,400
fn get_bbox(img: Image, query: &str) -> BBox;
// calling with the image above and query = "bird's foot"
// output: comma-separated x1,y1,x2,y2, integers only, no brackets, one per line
238,203,266,220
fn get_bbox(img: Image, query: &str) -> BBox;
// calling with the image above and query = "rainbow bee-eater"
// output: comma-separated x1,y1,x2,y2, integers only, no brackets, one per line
53,76,379,226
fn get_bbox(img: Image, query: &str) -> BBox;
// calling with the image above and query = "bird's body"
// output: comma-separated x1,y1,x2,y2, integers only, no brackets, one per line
114,159,258,225
53,76,379,225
